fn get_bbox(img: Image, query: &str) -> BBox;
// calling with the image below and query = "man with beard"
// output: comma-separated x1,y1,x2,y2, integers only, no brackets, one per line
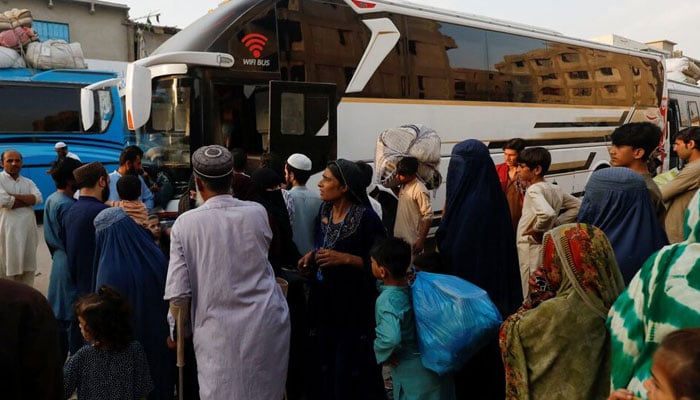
165,145,290,400
285,153,321,255
107,145,154,210
64,162,110,301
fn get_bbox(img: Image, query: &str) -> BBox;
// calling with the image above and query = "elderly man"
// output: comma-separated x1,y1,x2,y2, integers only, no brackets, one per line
0,150,42,285
165,145,290,400
54,141,81,162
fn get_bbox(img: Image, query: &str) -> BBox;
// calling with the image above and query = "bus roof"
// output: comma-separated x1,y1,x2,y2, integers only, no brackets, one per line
668,79,700,95
0,68,117,84
153,0,260,55
366,0,562,36
154,0,660,62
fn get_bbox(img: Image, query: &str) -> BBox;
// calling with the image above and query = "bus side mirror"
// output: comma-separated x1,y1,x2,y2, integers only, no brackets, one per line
80,78,121,131
126,63,152,130
81,87,95,131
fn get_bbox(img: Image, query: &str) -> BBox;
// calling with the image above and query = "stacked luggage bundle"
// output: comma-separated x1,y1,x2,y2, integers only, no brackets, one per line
0,8,87,70
666,57,700,85
375,124,442,190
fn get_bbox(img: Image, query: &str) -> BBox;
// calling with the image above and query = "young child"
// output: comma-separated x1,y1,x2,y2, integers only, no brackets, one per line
64,285,153,400
515,147,580,297
393,157,433,255
146,214,170,258
371,237,455,400
608,328,700,400
107,175,148,227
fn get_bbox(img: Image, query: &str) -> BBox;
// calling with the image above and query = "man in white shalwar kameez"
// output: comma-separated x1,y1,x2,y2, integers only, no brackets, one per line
164,145,290,400
0,150,42,286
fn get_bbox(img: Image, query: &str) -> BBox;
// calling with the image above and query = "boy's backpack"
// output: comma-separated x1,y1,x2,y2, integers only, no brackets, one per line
411,271,502,375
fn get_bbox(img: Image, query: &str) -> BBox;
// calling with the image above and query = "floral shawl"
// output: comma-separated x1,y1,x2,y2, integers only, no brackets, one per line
500,223,625,400
608,189,700,397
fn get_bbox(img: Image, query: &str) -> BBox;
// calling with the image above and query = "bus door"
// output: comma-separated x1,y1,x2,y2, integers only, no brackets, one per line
269,81,337,173
668,99,681,169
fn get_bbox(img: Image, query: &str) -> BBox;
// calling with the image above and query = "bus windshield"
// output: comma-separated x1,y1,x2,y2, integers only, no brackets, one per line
132,77,194,195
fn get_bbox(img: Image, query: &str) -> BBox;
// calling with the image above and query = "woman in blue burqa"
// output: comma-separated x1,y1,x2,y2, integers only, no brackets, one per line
577,167,668,284
298,159,387,400
93,207,174,400
436,139,523,399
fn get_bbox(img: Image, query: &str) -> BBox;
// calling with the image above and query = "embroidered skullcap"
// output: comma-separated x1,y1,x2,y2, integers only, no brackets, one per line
287,153,312,171
73,161,105,188
192,145,234,179
55,141,67,149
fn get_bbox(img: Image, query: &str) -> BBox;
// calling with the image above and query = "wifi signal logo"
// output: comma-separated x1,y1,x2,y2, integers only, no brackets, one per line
241,33,268,59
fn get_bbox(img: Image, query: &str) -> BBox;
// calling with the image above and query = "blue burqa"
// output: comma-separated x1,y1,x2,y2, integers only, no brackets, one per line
93,207,174,400
435,139,523,400
436,139,522,316
577,167,668,283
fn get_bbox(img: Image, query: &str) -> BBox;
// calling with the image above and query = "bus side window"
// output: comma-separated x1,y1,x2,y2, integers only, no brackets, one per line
280,92,304,135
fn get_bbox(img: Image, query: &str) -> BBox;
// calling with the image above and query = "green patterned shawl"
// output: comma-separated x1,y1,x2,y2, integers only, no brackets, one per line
501,223,625,400
608,189,700,397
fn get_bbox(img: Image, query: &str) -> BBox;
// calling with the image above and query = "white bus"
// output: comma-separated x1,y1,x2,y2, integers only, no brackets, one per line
85,0,668,214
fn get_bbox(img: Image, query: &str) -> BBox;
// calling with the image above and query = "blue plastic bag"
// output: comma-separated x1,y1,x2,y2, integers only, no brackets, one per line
411,271,502,375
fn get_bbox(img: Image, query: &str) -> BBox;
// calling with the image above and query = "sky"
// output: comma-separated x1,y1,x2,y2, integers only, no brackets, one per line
124,0,700,58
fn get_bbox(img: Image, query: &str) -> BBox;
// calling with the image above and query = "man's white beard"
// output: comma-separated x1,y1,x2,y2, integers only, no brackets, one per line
195,185,205,207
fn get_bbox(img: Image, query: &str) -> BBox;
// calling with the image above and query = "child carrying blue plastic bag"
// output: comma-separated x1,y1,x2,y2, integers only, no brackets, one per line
411,271,502,375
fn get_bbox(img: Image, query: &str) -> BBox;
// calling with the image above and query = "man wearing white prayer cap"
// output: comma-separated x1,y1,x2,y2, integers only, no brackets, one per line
54,142,81,162
164,145,290,400
285,153,322,254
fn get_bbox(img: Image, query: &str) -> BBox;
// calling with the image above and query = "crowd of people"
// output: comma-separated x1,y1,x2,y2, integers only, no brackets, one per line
0,121,699,400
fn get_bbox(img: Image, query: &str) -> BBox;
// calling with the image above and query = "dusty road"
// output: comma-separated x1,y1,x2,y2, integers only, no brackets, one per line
34,225,52,297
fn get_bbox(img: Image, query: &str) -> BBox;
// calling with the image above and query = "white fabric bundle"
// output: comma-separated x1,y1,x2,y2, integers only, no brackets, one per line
0,8,33,32
375,124,442,190
668,70,697,85
0,46,25,68
25,40,87,70
666,57,700,80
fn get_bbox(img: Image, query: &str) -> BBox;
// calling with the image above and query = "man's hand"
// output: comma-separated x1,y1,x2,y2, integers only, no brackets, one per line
10,193,36,209
522,228,543,244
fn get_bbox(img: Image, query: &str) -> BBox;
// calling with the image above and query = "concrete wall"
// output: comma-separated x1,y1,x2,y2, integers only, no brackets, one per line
1,0,130,61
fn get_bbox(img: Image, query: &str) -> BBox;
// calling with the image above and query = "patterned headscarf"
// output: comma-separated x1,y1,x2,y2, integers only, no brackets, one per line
608,189,700,397
500,223,625,399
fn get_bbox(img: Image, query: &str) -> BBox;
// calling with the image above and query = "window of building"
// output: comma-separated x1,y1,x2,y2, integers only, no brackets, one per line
33,20,69,42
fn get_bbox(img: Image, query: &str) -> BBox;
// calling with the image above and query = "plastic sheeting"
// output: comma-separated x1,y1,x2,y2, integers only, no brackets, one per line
412,271,502,375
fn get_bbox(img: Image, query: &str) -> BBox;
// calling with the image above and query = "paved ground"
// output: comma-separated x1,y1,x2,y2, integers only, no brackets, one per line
34,224,52,297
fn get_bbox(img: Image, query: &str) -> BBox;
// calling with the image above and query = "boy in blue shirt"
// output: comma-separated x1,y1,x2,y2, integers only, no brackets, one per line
371,237,455,400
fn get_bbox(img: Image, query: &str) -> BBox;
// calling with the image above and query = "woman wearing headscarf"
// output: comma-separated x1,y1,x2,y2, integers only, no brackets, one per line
500,223,625,400
93,207,174,400
436,139,523,399
577,167,668,283
298,159,387,400
608,190,700,399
